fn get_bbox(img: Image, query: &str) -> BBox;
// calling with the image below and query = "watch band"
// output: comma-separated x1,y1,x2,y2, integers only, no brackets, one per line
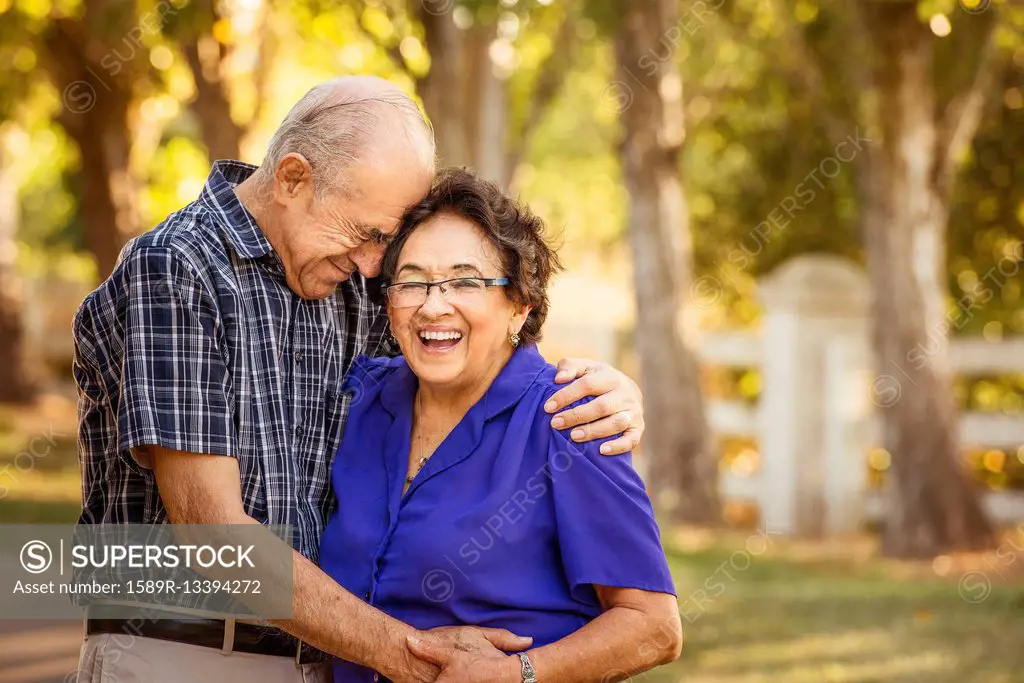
518,652,538,683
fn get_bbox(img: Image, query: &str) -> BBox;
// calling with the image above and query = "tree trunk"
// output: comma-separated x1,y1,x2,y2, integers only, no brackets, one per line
184,36,244,162
176,0,272,163
615,0,719,523
418,8,470,168
859,2,996,557
44,1,143,278
466,22,510,188
69,91,140,278
0,139,35,403
415,6,576,189
417,12,513,187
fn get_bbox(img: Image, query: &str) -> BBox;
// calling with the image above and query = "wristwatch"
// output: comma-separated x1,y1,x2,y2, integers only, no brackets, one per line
517,652,538,683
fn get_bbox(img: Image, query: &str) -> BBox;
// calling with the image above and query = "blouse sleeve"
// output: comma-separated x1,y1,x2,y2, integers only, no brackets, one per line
549,398,676,603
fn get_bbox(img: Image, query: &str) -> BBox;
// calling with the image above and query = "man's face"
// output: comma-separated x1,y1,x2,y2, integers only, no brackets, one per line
271,151,433,300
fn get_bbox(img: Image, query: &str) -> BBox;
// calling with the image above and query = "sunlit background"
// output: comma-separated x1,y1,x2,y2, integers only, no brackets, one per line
1,0,1024,681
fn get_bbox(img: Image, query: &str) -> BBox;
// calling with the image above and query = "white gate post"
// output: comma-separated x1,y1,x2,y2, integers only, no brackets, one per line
824,337,872,534
757,256,870,536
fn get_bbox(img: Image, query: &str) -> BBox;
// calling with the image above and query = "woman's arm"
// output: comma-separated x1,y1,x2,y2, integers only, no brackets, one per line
526,586,682,682
524,400,681,681
406,586,681,682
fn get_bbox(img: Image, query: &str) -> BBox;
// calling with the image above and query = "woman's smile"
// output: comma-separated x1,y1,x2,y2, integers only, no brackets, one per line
416,326,465,354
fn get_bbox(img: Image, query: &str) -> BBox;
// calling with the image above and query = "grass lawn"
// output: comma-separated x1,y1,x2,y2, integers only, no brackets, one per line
650,529,1024,683
2,399,1023,682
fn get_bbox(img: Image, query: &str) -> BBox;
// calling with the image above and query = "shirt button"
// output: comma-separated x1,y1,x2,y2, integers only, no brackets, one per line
295,352,304,364
364,591,370,600
295,424,304,436
373,673,379,682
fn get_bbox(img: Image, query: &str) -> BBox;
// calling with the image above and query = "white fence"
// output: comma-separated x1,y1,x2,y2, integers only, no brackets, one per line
702,255,1024,535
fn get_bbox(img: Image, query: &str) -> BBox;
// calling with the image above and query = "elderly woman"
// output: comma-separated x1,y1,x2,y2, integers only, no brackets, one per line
319,169,681,683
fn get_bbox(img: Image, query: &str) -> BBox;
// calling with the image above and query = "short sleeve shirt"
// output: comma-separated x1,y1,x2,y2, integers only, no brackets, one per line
74,161,395,561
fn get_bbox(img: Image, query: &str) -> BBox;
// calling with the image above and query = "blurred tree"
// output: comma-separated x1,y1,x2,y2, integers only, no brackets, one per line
613,0,719,523
761,0,1019,555
164,0,275,162
359,0,579,188
681,0,865,327
0,133,35,403
0,12,47,403
856,0,998,556
40,0,150,277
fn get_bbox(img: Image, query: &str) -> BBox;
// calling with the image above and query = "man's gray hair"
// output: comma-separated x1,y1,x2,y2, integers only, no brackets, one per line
253,76,435,198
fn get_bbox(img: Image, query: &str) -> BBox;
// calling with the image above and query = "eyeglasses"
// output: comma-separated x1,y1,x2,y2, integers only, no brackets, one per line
382,277,510,308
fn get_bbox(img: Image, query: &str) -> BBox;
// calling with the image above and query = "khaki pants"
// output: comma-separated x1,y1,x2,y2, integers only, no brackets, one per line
74,633,332,683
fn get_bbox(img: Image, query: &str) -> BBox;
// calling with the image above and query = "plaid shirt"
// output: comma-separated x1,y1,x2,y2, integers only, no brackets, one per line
74,161,394,561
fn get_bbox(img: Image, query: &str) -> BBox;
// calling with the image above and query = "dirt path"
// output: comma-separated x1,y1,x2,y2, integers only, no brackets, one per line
0,621,82,683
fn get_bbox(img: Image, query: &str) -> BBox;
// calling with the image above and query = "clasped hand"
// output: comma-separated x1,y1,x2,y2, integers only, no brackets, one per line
399,625,531,683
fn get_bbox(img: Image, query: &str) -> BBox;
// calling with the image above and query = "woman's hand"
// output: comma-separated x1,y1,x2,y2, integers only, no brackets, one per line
406,630,523,682
545,358,645,455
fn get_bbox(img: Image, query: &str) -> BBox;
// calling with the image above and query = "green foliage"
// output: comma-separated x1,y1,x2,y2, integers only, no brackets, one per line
0,0,1022,334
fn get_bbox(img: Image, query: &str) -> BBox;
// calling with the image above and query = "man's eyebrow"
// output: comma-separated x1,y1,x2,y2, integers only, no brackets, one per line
451,263,483,274
360,226,392,244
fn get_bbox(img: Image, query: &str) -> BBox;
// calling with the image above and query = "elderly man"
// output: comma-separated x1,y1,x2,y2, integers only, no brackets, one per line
73,76,645,683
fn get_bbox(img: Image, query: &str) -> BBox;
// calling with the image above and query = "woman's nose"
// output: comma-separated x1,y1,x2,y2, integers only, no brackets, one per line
419,285,454,314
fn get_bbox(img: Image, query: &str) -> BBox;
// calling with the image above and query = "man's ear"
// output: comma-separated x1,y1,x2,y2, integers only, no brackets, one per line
274,153,314,200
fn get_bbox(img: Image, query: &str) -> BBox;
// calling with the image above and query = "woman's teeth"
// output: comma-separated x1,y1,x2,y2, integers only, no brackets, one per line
419,330,463,341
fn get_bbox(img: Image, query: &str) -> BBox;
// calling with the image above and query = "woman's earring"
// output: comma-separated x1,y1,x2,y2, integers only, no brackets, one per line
509,332,521,348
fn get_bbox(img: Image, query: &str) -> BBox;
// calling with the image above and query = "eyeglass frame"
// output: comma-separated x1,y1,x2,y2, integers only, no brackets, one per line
381,276,511,308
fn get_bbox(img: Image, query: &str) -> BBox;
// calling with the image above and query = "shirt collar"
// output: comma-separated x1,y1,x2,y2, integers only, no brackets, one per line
380,343,549,422
480,344,550,420
198,160,275,260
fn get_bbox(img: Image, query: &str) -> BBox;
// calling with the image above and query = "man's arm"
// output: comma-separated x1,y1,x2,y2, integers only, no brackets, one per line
544,359,646,455
147,446,529,682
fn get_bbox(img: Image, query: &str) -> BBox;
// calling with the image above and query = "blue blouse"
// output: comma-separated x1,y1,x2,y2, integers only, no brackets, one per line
319,344,675,682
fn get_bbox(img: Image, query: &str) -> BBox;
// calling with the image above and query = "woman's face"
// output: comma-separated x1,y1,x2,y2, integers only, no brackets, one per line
387,212,530,391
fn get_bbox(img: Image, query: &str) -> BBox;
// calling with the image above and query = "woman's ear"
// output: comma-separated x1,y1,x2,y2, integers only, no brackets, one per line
509,304,533,336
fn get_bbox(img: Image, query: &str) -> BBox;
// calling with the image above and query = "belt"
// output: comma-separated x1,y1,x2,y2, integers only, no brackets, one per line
86,618,331,665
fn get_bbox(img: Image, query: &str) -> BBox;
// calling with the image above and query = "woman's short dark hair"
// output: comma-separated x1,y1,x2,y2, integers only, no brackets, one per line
381,167,562,345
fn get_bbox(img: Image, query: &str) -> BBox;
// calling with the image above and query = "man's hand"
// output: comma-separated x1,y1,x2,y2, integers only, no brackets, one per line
420,625,532,654
544,358,645,455
406,628,525,683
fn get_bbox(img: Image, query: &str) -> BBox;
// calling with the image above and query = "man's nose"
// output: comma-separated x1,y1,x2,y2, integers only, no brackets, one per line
350,242,386,278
